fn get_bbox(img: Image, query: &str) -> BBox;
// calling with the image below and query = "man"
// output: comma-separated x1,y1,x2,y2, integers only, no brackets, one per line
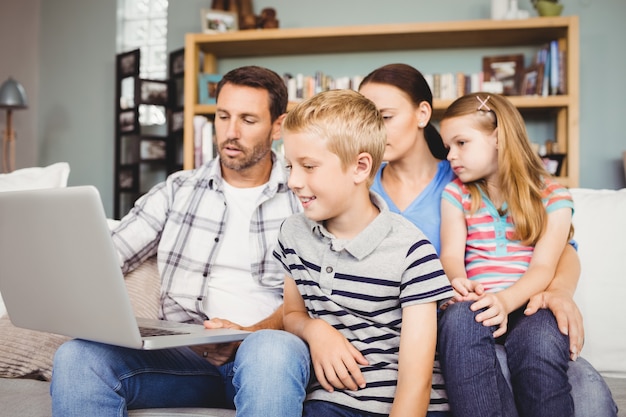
51,66,304,416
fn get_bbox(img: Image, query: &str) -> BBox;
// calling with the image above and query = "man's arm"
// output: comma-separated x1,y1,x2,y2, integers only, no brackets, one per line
524,243,583,360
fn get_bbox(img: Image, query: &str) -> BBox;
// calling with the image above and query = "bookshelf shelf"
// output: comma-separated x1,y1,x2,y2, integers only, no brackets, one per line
184,16,579,186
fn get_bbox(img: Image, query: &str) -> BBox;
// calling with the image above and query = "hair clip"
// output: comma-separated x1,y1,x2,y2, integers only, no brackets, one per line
476,95,491,112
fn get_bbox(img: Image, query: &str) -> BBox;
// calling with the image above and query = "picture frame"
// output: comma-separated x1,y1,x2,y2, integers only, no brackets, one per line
198,73,222,105
541,153,566,176
118,165,139,192
139,139,167,161
119,110,138,134
170,110,184,133
117,49,140,78
138,79,169,106
482,54,525,96
521,64,544,96
169,48,185,77
201,9,239,34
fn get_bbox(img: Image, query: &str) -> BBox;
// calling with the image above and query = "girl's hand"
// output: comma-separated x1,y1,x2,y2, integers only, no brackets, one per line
451,277,485,302
306,319,369,392
470,293,509,338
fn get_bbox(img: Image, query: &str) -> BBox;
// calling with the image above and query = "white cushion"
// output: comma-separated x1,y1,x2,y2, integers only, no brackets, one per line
0,163,71,317
571,188,626,378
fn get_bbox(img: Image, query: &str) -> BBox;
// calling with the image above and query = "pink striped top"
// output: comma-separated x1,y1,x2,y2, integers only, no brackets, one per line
442,178,573,293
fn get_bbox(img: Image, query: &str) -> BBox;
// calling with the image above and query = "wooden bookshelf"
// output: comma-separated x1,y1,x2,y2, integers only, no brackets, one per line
184,16,579,186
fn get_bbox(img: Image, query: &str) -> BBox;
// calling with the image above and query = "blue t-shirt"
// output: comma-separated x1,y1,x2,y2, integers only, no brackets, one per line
371,160,454,254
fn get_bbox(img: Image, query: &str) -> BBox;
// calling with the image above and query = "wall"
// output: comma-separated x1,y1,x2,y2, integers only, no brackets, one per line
1,0,625,217
0,0,40,170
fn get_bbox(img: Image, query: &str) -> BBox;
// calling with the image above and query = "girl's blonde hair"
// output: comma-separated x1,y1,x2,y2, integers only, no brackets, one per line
441,92,572,245
282,89,386,187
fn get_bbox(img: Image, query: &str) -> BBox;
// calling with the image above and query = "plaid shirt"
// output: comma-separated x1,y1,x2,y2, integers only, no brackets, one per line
112,152,301,323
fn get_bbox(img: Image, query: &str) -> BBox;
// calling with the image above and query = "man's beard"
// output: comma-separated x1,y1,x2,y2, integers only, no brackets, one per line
218,138,272,172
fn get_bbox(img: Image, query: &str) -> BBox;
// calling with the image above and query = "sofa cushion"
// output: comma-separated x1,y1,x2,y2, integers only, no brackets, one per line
570,188,626,378
0,162,71,318
0,257,160,381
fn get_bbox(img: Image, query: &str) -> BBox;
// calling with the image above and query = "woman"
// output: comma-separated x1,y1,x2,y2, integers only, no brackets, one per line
358,63,616,417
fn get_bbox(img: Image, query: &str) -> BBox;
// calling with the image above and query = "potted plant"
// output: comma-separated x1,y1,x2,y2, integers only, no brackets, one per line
531,0,564,16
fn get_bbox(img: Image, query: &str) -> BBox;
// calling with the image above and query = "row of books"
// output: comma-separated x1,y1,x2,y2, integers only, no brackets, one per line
282,72,364,102
534,40,567,96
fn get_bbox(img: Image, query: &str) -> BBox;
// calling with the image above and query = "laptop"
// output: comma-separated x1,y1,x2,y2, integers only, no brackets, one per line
0,185,250,350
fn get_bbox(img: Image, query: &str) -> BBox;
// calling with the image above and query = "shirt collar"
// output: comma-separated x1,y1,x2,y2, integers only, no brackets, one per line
309,191,393,260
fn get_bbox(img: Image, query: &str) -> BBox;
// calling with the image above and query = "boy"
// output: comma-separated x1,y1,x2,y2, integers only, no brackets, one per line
273,89,454,416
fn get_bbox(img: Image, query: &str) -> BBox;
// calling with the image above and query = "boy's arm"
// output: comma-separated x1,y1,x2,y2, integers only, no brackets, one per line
525,244,584,360
283,276,368,392
390,302,438,417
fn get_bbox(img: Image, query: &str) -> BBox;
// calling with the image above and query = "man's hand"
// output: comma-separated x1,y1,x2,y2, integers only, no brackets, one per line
189,317,245,366
525,288,584,360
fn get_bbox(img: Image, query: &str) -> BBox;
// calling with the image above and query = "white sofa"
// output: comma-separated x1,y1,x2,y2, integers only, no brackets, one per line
0,167,624,416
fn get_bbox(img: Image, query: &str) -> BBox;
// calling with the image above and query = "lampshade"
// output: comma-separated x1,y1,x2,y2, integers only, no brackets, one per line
0,78,28,109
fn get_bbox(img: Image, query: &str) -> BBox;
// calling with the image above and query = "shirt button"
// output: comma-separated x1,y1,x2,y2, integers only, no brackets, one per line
197,296,203,301
214,237,219,242
203,272,208,277
326,266,333,273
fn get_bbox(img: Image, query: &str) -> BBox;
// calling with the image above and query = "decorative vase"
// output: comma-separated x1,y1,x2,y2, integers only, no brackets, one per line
535,1,564,16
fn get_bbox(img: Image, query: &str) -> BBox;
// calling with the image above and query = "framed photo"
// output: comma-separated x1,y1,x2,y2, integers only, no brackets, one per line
198,73,222,105
119,110,138,134
118,165,139,192
169,48,185,77
170,110,184,133
117,49,140,78
541,153,566,176
140,139,167,161
139,79,169,106
201,9,239,34
482,54,524,96
521,64,544,96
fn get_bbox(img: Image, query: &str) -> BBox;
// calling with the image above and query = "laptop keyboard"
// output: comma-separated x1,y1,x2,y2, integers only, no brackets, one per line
139,326,191,337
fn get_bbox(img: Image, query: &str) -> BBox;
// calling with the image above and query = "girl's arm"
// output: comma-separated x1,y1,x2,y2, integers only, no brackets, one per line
283,276,368,392
440,199,482,298
495,206,573,315
389,302,438,417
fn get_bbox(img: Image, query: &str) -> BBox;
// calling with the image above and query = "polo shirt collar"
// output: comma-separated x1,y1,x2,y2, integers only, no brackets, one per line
310,191,393,261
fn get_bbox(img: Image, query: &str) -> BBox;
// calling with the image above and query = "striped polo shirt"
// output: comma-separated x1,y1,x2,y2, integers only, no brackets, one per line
441,177,574,292
273,192,454,416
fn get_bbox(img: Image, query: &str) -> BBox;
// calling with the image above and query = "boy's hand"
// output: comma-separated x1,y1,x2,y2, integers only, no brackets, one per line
470,293,509,338
307,319,369,392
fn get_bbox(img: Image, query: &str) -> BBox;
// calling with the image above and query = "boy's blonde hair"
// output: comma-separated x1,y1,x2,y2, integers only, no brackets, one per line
442,92,573,245
282,89,386,186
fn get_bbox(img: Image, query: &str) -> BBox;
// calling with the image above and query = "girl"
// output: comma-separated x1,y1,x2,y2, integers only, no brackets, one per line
438,92,574,417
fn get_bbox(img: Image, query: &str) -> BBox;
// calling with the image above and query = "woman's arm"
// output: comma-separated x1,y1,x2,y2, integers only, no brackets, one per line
283,276,368,392
525,244,584,360
390,302,438,417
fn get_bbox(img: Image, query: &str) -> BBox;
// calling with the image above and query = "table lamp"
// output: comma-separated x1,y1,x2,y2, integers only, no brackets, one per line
0,77,28,173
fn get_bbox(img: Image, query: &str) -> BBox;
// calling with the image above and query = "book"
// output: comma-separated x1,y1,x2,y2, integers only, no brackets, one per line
193,115,208,168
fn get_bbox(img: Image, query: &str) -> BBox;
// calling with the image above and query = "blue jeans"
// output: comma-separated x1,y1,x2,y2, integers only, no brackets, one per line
51,329,310,417
304,400,450,417
439,301,617,417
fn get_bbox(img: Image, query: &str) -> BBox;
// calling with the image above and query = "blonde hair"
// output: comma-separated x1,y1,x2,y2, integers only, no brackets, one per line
441,92,572,245
282,89,386,186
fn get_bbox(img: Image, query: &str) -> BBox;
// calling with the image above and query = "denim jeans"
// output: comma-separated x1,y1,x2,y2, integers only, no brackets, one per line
51,329,310,417
303,400,451,417
438,301,617,417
